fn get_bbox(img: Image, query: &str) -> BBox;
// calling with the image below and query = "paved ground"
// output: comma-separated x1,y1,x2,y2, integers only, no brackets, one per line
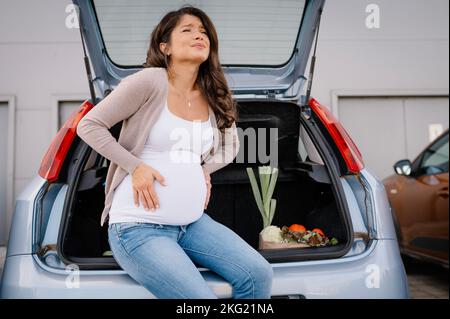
403,255,449,299
0,246,447,298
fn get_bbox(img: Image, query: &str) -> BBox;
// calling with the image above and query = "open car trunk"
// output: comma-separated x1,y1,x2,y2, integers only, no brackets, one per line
59,100,352,269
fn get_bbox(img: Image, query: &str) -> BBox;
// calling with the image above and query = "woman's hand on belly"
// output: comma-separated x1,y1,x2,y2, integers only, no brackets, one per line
131,162,167,211
202,167,212,209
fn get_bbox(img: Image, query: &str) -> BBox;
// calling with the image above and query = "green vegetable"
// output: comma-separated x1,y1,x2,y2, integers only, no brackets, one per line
330,237,339,246
246,166,279,229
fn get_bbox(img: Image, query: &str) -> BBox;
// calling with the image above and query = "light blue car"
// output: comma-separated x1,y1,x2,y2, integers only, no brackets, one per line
1,0,409,298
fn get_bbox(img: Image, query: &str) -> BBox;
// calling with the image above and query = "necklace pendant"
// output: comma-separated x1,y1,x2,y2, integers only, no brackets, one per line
188,101,191,108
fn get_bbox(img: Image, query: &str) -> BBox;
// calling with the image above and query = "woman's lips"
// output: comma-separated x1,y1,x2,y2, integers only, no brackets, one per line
192,44,206,48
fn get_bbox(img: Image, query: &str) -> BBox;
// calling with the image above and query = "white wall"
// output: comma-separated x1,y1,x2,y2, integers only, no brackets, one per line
308,0,449,179
0,0,89,244
311,0,449,105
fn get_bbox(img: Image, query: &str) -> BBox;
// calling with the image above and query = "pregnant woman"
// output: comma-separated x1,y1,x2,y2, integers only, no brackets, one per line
76,5,273,299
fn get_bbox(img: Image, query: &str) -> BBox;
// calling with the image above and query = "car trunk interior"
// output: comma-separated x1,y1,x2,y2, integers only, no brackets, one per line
62,100,350,265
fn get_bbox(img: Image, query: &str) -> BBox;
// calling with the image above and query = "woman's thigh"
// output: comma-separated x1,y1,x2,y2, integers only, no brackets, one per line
108,222,217,299
178,214,273,293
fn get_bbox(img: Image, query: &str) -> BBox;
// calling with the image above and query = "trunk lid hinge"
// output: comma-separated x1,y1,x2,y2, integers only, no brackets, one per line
36,244,57,258
302,7,323,121
300,104,312,120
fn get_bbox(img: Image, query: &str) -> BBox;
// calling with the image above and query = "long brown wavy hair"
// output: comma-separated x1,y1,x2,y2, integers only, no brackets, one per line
142,5,237,133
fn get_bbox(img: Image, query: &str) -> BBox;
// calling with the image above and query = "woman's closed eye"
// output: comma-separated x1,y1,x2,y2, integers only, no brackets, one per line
183,29,207,34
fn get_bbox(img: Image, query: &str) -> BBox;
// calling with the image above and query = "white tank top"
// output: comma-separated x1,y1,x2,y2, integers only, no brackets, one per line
108,100,214,225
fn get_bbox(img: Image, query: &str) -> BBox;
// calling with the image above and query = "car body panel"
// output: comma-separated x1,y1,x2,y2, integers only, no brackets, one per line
340,179,368,234
1,164,408,298
383,131,449,265
359,168,397,240
385,173,448,261
73,0,324,98
6,176,46,257
1,239,408,299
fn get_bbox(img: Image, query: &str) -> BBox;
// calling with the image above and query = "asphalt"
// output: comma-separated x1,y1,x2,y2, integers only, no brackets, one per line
403,255,449,299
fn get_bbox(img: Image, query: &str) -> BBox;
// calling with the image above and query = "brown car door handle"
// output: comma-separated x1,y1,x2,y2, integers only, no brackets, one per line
437,187,449,198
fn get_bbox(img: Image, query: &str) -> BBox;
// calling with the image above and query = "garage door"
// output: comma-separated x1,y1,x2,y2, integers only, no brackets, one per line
58,101,83,130
0,103,8,245
338,96,449,180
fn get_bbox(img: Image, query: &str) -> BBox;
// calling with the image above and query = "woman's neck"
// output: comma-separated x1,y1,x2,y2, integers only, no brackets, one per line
167,63,200,94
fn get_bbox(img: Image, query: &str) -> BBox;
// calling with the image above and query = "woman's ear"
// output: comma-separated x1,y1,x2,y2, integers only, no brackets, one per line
159,43,167,55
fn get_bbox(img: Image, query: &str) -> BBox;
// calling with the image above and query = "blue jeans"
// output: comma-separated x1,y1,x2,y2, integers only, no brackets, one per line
108,213,273,299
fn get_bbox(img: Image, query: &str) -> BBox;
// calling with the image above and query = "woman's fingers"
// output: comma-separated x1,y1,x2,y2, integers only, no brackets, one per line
153,171,166,186
142,188,155,211
133,187,157,211
133,189,140,207
131,164,164,211
138,191,147,210
148,185,160,209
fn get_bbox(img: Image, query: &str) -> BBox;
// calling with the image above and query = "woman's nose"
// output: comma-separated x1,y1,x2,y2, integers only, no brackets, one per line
195,32,205,40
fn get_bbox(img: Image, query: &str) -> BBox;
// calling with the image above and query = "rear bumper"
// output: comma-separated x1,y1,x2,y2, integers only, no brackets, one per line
0,239,409,299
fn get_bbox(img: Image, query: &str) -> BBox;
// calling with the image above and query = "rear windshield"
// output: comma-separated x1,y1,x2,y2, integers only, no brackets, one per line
92,0,307,67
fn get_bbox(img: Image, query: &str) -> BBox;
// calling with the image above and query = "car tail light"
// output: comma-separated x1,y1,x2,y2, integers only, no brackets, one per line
39,100,94,182
309,98,364,174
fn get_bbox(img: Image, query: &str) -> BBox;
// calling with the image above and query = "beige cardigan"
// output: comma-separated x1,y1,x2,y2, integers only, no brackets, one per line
76,67,240,226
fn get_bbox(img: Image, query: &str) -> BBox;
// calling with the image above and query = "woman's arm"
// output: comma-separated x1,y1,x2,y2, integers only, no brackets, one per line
76,69,156,175
201,121,240,175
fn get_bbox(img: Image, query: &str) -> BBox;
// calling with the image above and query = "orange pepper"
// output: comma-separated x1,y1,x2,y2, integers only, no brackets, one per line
312,228,325,237
289,224,306,233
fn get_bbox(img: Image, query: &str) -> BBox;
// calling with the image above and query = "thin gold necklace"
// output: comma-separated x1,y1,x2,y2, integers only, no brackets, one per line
170,82,195,110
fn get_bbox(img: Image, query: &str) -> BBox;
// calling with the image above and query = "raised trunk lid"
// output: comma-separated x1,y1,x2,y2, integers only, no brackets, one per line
73,0,325,98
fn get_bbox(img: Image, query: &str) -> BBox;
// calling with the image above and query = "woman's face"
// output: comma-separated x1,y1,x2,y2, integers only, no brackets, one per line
162,14,210,66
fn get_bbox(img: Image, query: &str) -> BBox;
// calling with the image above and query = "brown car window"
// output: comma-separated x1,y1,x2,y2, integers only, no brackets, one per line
420,134,449,174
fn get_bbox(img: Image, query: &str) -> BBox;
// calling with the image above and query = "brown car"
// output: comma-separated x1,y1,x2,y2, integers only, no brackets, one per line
383,130,449,268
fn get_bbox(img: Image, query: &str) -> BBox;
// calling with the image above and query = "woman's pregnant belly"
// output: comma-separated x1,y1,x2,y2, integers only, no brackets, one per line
108,151,207,225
